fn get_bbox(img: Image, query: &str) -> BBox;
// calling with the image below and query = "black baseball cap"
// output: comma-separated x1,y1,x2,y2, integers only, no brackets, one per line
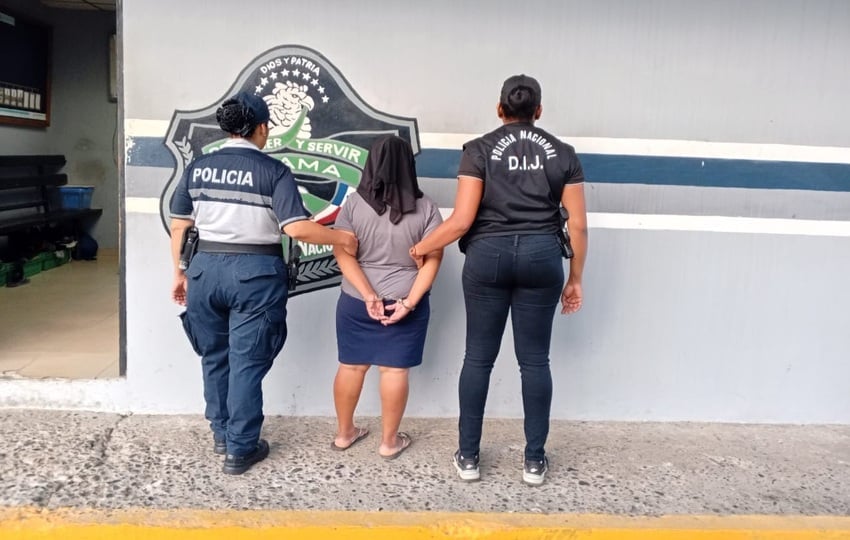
500,74,541,107
233,91,270,125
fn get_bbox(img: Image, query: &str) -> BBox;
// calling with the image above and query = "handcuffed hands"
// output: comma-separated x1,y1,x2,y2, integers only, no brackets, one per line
364,295,387,322
382,299,412,326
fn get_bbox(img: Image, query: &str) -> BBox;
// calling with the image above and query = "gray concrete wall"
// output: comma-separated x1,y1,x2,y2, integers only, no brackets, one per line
0,1,118,248
123,0,850,147
110,0,850,423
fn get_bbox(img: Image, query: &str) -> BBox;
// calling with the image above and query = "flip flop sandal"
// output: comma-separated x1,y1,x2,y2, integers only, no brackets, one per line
330,427,370,451
380,432,412,460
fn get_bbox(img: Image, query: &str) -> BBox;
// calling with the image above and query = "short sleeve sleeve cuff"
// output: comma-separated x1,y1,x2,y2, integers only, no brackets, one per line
457,141,486,180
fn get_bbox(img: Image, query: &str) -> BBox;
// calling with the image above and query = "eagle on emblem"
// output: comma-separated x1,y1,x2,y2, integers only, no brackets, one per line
264,81,314,140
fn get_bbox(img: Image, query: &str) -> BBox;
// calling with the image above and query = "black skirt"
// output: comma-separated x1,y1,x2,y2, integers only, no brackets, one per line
335,291,430,368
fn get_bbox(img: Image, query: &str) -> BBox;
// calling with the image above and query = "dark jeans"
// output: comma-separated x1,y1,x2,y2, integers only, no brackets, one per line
180,252,288,456
458,234,564,461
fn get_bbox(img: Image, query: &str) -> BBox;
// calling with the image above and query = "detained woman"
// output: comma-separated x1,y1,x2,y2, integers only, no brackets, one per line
410,75,588,485
331,135,443,459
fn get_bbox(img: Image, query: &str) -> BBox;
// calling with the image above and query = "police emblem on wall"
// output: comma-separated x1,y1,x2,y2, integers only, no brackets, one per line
161,45,420,296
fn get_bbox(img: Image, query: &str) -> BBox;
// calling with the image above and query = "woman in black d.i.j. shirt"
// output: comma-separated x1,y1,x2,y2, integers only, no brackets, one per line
411,74,588,486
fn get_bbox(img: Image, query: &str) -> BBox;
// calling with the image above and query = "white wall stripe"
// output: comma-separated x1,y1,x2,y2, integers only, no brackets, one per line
588,213,850,237
132,198,850,237
125,119,850,164
125,119,169,137
572,138,850,164
126,197,161,214
420,134,850,164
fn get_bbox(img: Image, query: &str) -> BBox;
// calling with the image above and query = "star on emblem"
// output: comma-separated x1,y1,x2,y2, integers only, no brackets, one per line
260,77,268,85
254,85,263,93
322,95,330,103
311,79,319,86
270,72,278,80
281,69,290,77
293,69,301,78
318,86,325,94
302,72,311,81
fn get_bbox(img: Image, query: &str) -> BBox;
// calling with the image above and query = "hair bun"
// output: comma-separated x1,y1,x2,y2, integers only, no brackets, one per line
508,87,533,107
215,99,253,136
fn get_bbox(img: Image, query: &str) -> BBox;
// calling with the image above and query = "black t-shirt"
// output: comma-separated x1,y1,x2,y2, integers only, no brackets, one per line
457,122,584,250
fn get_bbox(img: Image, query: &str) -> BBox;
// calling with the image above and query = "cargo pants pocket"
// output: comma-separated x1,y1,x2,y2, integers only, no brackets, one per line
251,309,288,361
179,311,203,356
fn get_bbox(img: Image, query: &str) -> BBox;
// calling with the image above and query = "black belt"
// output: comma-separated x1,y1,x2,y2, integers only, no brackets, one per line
197,240,283,257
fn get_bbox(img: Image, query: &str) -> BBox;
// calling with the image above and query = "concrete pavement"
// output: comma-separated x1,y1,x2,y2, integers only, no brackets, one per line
1,409,849,538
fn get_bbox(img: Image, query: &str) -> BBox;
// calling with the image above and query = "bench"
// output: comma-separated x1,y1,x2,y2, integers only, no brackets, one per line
0,155,102,261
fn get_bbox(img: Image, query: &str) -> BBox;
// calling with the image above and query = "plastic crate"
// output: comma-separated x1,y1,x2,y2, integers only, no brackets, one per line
58,186,94,209
22,258,42,278
54,248,71,266
0,262,10,286
42,257,58,270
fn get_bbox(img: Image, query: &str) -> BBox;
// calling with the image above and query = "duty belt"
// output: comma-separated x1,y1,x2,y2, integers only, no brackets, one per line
197,240,283,257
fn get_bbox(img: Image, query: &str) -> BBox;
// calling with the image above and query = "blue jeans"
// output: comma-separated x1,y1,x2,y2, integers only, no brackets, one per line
180,252,288,456
459,234,564,461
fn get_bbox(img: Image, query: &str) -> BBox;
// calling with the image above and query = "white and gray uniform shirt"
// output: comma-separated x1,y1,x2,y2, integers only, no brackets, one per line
169,138,308,244
334,192,443,300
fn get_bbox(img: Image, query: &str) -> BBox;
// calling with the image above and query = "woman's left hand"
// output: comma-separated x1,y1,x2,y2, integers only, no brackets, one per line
339,230,359,257
382,300,412,326
409,246,424,269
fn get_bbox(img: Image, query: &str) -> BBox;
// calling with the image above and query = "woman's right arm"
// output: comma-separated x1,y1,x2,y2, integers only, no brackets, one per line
561,182,588,314
410,176,483,263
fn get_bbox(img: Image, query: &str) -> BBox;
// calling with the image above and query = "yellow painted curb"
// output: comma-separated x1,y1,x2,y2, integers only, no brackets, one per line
1,508,849,539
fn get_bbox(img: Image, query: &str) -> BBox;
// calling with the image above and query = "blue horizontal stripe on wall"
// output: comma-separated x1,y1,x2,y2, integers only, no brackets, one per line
128,137,175,169
579,154,850,192
416,150,850,192
127,137,850,192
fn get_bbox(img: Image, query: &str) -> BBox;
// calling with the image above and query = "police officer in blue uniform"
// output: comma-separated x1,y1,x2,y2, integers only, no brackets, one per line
169,92,357,475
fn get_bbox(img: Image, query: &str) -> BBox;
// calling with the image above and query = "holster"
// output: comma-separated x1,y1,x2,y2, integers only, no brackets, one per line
287,242,302,291
557,207,574,259
178,227,199,270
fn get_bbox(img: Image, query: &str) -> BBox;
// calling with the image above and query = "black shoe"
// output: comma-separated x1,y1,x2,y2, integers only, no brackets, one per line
222,439,270,475
452,450,480,482
213,436,226,455
523,456,549,486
